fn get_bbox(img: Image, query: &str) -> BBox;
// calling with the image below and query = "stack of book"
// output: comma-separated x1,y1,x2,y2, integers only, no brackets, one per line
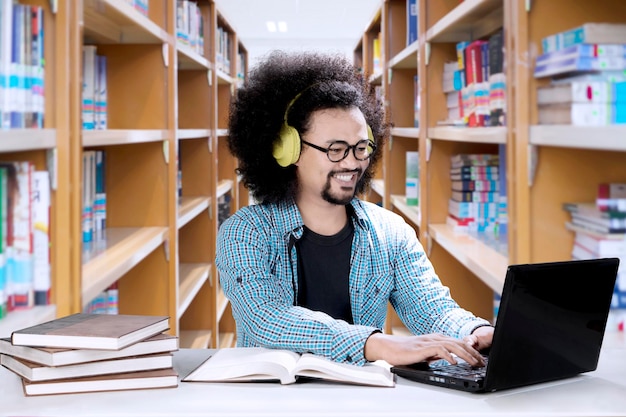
563,183,626,332
534,23,626,126
0,313,179,396
447,153,500,234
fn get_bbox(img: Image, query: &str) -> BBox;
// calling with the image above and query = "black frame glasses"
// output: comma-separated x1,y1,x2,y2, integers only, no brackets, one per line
301,139,377,162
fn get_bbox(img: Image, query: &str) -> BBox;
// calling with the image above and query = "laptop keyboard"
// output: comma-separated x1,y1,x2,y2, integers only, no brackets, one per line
432,357,488,380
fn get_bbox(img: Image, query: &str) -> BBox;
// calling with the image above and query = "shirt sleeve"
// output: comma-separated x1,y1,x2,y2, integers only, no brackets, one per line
216,212,379,366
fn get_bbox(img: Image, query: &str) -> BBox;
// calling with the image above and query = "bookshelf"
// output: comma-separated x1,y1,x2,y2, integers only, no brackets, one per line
356,0,626,329
0,0,247,349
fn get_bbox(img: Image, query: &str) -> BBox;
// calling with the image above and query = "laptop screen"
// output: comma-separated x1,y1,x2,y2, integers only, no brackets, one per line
484,258,619,392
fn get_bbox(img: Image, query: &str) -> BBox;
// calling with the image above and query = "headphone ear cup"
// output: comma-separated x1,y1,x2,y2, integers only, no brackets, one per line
273,124,301,167
367,125,374,141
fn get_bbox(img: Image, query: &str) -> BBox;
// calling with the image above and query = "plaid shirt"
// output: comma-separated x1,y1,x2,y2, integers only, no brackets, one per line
216,198,490,365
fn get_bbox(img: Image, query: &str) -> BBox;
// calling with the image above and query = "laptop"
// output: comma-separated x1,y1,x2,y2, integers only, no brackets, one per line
391,258,619,393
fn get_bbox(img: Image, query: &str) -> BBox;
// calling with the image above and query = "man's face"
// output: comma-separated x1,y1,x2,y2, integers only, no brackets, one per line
296,107,371,206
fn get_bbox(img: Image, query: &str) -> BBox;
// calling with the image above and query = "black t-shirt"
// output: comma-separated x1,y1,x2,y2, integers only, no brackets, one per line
295,221,354,324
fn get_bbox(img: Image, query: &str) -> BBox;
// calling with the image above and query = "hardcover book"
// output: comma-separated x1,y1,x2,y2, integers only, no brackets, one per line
182,347,395,387
1,352,173,382
21,367,178,396
0,333,178,366
11,313,170,350
542,23,626,53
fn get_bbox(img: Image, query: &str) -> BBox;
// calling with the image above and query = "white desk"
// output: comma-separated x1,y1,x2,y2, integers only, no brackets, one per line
1,333,625,417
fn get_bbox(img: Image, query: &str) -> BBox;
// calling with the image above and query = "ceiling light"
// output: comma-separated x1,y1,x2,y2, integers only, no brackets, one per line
266,21,277,32
278,21,288,32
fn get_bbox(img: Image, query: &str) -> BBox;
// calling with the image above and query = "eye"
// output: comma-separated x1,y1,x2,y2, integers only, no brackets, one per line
328,144,346,155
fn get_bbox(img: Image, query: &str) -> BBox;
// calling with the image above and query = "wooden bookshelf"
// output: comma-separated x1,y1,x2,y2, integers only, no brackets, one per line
354,0,626,327
0,0,248,348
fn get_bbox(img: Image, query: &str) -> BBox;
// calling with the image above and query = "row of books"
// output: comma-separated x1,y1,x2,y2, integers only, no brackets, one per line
0,161,51,319
563,182,626,332
82,150,106,244
1,313,178,396
440,29,506,127
534,23,626,126
82,46,108,131
176,0,206,56
0,2,45,130
216,25,233,74
83,282,118,315
447,151,508,250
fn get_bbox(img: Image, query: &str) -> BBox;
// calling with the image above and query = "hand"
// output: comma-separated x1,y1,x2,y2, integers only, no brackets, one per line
463,325,494,352
364,332,486,367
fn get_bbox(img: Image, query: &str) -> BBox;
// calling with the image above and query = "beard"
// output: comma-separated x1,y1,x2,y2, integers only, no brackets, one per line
321,169,364,205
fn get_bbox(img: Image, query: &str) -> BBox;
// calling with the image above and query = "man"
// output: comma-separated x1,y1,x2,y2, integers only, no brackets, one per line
216,50,493,367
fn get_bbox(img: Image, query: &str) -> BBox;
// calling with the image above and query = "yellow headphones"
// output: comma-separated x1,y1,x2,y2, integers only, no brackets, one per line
272,86,374,167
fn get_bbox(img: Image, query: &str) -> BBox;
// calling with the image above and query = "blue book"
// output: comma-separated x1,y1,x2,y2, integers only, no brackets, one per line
406,0,418,46
542,23,626,53
536,44,626,66
534,56,626,78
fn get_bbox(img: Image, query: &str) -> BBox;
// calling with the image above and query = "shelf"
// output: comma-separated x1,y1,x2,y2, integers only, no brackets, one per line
178,263,212,319
217,179,234,199
82,130,170,147
388,41,419,69
426,0,503,43
0,306,57,338
217,69,234,85
178,129,211,140
0,129,56,151
529,125,626,152
391,195,420,226
179,329,212,349
177,43,211,70
83,0,170,44
82,227,169,306
369,72,383,86
428,224,508,294
219,332,236,348
371,179,385,197
391,127,420,139
178,196,210,229
216,129,229,137
428,126,506,144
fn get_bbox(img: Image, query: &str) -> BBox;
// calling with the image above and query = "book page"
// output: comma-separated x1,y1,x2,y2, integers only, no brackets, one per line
293,354,395,387
182,348,300,384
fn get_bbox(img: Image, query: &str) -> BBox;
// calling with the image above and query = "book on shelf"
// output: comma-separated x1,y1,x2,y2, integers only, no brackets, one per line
406,151,419,206
11,313,170,350
568,213,626,235
537,102,624,126
572,230,626,257
406,0,418,46
542,23,626,53
536,44,626,66
451,190,498,203
534,55,626,79
598,183,626,212
32,170,51,306
450,154,499,169
536,81,623,105
1,352,173,382
21,367,178,397
0,333,178,367
566,221,626,240
563,202,626,219
182,347,395,387
451,180,499,192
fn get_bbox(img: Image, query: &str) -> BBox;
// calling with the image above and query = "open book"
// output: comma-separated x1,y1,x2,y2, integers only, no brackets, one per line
182,347,395,387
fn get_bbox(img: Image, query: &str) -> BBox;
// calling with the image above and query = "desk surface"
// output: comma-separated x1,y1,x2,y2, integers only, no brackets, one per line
1,333,625,417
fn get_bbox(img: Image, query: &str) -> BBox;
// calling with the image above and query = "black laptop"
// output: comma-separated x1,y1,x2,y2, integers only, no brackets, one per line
391,258,619,393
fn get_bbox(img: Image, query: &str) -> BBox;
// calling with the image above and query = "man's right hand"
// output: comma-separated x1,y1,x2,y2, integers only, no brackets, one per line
364,332,486,367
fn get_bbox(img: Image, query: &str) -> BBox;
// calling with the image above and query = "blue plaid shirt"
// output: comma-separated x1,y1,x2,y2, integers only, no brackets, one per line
216,198,490,365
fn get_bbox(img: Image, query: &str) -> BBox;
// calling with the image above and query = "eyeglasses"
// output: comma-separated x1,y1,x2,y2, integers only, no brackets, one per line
301,139,377,162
